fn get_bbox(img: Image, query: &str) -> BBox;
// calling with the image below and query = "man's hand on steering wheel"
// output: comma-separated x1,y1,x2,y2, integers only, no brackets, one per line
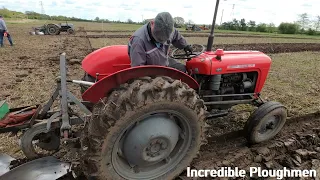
184,45,193,54
170,44,205,59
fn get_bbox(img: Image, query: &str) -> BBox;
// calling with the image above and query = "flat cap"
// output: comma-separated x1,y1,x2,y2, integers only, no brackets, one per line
152,12,174,43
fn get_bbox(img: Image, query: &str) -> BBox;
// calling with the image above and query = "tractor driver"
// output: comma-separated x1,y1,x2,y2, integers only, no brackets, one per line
128,12,193,73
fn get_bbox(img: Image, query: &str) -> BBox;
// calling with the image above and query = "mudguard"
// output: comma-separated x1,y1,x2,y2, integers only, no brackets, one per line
0,154,71,180
82,65,200,103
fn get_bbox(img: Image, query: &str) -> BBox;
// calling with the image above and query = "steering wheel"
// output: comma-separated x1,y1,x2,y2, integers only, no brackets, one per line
169,44,205,60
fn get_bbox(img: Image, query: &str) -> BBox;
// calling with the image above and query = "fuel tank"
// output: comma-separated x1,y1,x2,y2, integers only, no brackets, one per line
82,45,131,78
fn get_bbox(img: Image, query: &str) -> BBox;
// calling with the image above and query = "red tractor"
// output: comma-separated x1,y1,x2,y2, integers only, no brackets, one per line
12,0,286,179
78,1,287,179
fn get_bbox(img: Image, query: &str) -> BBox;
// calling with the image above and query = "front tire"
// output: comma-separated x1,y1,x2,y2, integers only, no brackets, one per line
244,101,287,144
80,76,207,180
67,28,75,34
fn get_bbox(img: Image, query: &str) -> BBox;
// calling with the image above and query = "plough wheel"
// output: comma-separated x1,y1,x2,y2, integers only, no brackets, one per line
20,122,60,159
80,76,208,180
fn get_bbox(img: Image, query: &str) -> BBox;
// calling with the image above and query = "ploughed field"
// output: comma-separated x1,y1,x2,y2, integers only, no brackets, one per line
0,22,320,179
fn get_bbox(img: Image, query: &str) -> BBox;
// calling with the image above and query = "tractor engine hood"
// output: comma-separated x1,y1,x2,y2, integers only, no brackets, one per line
186,50,272,75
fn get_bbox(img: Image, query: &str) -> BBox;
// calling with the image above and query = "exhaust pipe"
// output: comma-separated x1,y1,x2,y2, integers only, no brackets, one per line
206,0,221,52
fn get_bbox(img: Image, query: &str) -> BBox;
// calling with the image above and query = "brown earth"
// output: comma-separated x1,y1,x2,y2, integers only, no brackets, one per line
0,25,92,159
179,111,320,179
1,26,320,179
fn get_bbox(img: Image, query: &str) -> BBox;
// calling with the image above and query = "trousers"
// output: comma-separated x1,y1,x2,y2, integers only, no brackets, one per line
0,30,13,47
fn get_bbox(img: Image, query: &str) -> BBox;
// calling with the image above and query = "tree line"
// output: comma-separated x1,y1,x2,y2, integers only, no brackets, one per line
172,15,320,35
1,7,319,35
0,7,91,22
217,13,320,35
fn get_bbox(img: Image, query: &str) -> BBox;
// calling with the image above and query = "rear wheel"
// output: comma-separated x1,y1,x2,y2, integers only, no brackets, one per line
46,24,60,35
244,101,287,144
80,76,208,180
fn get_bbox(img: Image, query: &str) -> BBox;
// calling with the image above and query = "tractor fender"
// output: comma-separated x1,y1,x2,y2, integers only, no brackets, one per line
82,65,199,103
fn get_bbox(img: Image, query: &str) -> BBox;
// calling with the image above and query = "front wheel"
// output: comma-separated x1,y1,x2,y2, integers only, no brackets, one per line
244,101,287,144
80,76,208,180
67,28,75,34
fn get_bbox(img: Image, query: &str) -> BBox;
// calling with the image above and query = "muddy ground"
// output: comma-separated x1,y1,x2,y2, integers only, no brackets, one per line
0,26,320,179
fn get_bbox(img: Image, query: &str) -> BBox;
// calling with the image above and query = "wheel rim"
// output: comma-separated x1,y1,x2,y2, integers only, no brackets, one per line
49,27,56,33
111,110,192,179
256,115,282,139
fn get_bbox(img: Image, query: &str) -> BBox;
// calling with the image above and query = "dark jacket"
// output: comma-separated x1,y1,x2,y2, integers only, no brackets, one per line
0,19,7,31
128,22,188,67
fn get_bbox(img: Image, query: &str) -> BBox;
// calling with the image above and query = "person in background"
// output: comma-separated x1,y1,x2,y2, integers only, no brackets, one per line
128,12,192,73
0,15,13,47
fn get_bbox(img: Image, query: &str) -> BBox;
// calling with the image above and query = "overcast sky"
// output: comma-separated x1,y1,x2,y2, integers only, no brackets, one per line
0,0,318,26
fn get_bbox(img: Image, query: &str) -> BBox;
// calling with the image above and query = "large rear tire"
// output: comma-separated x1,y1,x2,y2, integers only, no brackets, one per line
46,24,60,35
80,76,208,180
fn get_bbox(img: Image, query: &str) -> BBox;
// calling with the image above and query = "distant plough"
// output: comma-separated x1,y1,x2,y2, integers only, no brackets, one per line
91,43,320,54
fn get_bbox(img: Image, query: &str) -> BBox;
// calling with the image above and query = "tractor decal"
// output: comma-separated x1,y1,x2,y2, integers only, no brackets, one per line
227,64,256,69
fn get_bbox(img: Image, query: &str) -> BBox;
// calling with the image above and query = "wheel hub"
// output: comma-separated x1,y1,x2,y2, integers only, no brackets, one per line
49,28,55,33
36,132,60,151
266,121,275,129
144,138,169,161
260,116,278,134
122,114,180,167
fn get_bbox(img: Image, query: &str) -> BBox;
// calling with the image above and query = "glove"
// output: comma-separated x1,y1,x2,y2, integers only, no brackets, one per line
184,45,193,54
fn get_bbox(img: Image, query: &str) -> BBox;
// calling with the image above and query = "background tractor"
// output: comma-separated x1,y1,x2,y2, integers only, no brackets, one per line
33,22,75,35
185,24,202,31
16,0,287,179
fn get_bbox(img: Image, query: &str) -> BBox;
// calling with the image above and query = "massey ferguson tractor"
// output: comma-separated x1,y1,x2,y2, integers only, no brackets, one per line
77,1,287,179
32,22,75,35
5,0,286,179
